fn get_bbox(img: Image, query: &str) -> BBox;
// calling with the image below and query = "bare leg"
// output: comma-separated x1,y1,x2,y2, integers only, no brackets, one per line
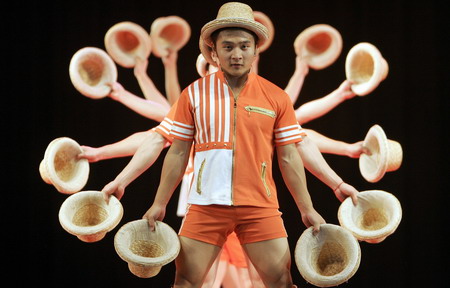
202,251,223,288
174,236,222,288
243,238,293,288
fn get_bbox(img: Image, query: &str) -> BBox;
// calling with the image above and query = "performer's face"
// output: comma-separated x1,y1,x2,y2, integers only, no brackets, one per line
212,29,257,78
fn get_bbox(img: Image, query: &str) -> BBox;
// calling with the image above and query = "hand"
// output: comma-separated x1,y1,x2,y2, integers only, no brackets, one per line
78,146,101,163
101,179,125,203
161,48,178,67
133,57,149,78
334,182,359,205
346,141,371,158
108,82,125,101
295,55,309,76
142,204,166,231
301,208,326,234
337,80,356,100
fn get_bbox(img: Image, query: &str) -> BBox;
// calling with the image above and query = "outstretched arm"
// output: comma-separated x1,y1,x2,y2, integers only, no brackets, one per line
284,55,309,104
303,128,368,158
101,132,168,202
277,143,325,232
143,139,192,230
295,80,356,125
133,57,171,110
79,131,150,162
162,49,181,105
295,135,358,204
108,82,169,122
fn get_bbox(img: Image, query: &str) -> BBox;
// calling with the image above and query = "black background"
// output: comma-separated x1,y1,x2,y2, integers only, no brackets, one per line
8,0,448,287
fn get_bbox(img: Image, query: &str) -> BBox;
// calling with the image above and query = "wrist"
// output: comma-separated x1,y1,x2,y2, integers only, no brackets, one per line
333,181,344,192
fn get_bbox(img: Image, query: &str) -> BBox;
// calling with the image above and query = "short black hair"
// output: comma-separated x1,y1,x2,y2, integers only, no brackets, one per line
210,27,259,47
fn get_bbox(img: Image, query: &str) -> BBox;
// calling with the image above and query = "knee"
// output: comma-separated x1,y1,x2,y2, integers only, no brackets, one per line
260,267,293,288
174,271,207,288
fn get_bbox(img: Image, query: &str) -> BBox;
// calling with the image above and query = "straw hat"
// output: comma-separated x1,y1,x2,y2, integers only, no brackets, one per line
345,42,389,96
253,11,274,53
359,124,403,183
199,36,218,67
104,21,152,68
150,16,191,58
58,190,123,243
294,24,343,70
69,47,117,99
196,53,219,77
114,219,181,278
39,137,89,194
295,224,361,287
338,190,402,244
201,2,269,49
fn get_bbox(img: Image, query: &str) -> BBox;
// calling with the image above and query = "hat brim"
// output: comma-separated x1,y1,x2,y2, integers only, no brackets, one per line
58,191,123,242
114,219,181,278
104,21,152,68
295,223,361,287
345,42,389,96
253,11,274,53
150,16,191,58
338,190,402,243
69,47,117,99
41,137,90,194
201,17,268,49
294,24,342,70
359,124,389,183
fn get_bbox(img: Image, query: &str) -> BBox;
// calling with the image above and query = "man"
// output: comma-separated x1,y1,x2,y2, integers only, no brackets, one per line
142,3,326,287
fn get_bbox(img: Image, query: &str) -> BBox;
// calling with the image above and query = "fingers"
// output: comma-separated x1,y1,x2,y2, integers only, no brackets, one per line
312,222,321,235
351,193,359,206
102,189,110,204
143,212,156,231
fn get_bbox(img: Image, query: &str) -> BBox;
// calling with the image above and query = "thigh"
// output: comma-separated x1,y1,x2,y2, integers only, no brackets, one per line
175,236,222,287
242,237,293,287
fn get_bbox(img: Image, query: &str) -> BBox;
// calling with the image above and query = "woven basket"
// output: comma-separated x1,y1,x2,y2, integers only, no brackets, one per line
69,47,117,99
150,16,191,58
294,24,343,70
114,219,180,278
39,137,89,194
345,42,389,96
58,191,123,242
295,224,361,287
338,190,402,243
104,21,152,68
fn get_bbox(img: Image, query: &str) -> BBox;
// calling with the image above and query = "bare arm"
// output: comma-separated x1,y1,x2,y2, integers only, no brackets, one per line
101,132,168,202
303,128,368,158
143,139,192,230
284,55,309,104
79,131,150,162
295,135,358,204
276,143,325,232
109,82,169,122
133,57,171,110
295,80,356,125
162,49,181,105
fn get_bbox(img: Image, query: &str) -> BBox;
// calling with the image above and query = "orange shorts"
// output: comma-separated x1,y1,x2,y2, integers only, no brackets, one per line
179,204,287,247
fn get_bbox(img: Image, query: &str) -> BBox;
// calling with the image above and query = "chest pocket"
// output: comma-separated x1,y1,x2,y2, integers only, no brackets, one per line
244,106,276,118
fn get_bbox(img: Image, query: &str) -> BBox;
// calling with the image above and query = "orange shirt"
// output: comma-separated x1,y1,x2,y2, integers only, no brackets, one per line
171,70,305,208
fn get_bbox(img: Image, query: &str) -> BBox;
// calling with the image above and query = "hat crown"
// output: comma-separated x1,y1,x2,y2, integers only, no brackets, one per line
216,2,255,21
